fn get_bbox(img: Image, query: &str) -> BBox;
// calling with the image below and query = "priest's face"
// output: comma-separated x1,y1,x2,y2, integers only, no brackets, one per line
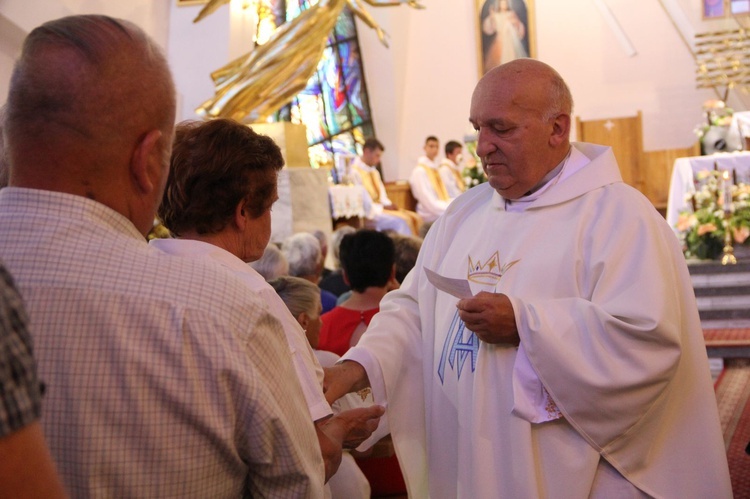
362,147,383,167
469,61,568,200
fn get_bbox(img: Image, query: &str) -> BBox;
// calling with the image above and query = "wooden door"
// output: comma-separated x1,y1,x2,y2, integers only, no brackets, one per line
576,112,644,192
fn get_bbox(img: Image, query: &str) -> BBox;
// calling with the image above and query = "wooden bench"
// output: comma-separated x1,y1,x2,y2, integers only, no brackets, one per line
384,180,417,212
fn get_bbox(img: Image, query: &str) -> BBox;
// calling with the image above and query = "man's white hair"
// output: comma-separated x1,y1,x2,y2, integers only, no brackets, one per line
282,232,322,278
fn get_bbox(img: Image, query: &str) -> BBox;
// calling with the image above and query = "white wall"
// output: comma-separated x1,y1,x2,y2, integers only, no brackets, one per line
0,0,170,103
167,2,230,123
354,2,478,182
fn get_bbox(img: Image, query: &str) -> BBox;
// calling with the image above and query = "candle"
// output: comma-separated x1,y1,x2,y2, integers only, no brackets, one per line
722,170,733,213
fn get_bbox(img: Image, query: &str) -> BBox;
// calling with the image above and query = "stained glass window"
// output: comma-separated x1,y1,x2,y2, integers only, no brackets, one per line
269,2,375,169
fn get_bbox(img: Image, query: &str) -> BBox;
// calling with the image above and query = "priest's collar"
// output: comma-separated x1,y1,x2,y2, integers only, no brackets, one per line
503,147,573,212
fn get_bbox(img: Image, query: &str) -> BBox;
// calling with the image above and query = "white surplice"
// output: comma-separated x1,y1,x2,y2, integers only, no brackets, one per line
438,158,465,199
344,143,732,498
409,156,451,223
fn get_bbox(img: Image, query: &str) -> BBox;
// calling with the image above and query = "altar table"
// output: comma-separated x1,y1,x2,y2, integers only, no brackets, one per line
328,184,368,219
665,151,750,231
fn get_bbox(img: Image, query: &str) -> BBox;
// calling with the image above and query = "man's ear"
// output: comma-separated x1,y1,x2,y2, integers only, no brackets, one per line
549,113,571,147
131,129,164,194
233,200,247,231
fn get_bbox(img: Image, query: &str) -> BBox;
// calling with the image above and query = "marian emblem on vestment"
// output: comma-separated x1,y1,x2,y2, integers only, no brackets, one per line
437,251,520,384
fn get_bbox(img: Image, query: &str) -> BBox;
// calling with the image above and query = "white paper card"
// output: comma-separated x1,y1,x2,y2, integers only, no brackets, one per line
424,267,473,299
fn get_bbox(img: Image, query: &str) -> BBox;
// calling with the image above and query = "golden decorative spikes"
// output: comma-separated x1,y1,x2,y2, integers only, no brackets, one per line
193,0,424,123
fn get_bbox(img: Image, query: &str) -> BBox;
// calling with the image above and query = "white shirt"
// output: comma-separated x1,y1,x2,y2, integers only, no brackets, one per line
150,238,332,422
0,187,325,498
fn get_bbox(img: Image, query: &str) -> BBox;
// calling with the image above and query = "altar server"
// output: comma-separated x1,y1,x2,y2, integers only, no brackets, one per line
439,140,466,198
409,136,451,222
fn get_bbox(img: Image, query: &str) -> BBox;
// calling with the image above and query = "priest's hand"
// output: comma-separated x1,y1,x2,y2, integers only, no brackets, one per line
323,360,370,405
456,292,520,346
322,406,385,449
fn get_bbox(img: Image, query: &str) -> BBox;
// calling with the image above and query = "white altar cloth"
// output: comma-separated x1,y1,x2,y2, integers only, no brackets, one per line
328,184,368,219
666,151,750,231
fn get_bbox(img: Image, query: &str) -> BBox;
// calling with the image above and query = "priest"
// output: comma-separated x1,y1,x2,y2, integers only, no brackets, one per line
349,138,421,235
325,59,732,498
409,136,451,223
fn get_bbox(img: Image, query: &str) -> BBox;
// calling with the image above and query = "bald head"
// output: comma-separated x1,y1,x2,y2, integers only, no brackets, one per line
6,16,175,147
478,59,573,122
3,15,176,234
469,59,573,199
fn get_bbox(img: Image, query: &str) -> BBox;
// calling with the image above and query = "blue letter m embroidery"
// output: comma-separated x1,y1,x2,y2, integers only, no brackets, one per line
438,310,479,384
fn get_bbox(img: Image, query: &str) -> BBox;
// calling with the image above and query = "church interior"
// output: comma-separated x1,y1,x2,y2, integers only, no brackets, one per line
2,0,750,496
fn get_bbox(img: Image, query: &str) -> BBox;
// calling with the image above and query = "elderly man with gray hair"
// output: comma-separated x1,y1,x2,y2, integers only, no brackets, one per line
283,232,338,313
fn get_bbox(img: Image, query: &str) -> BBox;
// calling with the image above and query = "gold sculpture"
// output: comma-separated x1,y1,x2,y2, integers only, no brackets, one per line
193,0,424,123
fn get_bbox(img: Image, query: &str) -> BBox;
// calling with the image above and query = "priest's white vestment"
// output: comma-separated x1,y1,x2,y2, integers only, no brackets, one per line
344,143,732,498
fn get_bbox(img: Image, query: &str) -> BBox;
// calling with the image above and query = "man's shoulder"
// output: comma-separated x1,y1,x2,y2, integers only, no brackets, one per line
146,247,266,311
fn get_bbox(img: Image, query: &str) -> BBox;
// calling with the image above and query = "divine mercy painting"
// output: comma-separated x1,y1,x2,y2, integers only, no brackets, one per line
477,0,534,75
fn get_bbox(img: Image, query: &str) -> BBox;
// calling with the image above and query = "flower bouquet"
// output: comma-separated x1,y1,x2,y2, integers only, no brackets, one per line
459,140,486,188
462,164,487,188
677,170,750,260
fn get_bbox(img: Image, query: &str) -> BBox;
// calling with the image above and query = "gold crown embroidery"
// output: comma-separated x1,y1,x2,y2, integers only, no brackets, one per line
467,251,520,285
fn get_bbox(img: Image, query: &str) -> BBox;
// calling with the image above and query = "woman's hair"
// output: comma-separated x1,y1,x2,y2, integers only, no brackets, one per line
269,276,320,319
158,119,284,236
340,229,395,293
